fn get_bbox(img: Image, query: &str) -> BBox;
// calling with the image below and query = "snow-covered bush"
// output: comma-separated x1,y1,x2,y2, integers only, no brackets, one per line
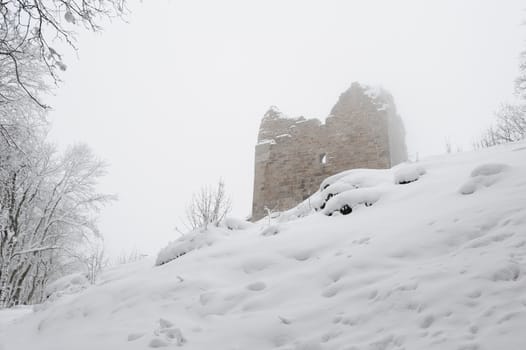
394,164,426,184
316,168,391,211
459,163,509,195
322,188,382,216
319,182,358,209
319,168,390,192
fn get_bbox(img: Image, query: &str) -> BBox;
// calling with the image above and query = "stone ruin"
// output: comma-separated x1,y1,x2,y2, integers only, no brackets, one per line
251,82,408,221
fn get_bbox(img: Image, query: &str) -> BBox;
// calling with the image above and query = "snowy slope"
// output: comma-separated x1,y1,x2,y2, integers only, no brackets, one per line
1,141,526,350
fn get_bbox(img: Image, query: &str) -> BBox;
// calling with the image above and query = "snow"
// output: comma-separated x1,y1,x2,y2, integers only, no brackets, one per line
470,163,509,177
1,141,526,350
363,84,383,100
43,272,90,301
263,106,300,122
267,105,281,115
155,227,224,266
459,163,509,195
319,168,392,192
223,217,254,231
321,188,382,216
393,163,426,184
0,306,32,332
361,84,392,112
260,224,280,236
257,139,276,146
377,104,389,111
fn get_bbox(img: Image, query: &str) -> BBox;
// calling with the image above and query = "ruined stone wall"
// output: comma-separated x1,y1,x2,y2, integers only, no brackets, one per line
252,82,407,221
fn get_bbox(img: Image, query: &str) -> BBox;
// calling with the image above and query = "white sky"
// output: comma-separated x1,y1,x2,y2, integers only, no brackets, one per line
47,0,525,257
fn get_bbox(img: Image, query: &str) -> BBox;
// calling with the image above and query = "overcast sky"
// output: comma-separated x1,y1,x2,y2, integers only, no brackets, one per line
47,0,525,257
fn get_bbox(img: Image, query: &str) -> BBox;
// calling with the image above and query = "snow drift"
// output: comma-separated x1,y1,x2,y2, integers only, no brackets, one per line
1,141,526,350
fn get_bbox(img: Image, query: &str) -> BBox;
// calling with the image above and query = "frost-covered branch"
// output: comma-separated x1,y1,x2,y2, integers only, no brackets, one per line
12,245,60,257
0,0,127,107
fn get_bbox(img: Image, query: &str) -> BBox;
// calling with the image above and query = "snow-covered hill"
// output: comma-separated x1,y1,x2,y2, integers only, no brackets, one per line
1,142,526,350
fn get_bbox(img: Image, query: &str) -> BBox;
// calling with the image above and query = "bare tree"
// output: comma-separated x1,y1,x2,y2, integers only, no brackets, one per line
185,180,231,231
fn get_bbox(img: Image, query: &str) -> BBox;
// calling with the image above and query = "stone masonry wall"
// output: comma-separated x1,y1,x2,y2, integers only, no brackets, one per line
251,82,407,221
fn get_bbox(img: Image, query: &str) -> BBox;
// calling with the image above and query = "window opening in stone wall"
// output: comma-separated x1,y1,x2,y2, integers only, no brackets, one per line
320,153,327,165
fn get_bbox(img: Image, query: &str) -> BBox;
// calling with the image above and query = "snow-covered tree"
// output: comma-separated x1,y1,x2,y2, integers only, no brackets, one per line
515,49,526,102
475,103,526,148
0,132,113,307
0,0,126,107
0,0,121,308
476,32,526,148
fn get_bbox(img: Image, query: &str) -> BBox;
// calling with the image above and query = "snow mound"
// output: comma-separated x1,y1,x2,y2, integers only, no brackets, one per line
223,217,254,230
261,224,280,236
470,163,508,177
319,168,391,192
459,163,509,195
2,141,526,350
44,273,89,301
394,163,426,184
155,228,222,266
277,196,320,222
322,188,382,216
317,169,392,211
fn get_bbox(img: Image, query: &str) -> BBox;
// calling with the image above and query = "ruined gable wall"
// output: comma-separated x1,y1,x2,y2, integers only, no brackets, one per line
252,82,406,221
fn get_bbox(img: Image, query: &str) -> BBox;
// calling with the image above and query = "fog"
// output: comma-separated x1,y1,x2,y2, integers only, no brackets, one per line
46,0,524,256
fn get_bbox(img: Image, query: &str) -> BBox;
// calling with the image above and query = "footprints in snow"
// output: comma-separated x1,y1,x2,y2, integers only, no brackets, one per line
419,314,435,329
127,318,186,347
489,263,520,282
246,281,267,291
127,332,145,341
466,232,515,249
466,290,482,299
290,249,313,262
352,237,371,245
241,257,273,274
322,285,340,298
